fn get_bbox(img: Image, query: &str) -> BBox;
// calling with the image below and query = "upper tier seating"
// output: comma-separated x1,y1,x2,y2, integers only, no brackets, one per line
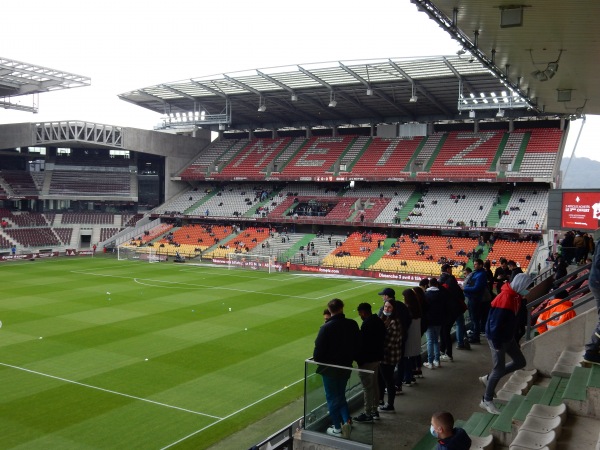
55,154,130,168
427,131,504,177
176,128,563,181
219,138,291,178
0,171,39,196
49,171,131,196
277,136,355,177
346,137,420,178
61,213,115,225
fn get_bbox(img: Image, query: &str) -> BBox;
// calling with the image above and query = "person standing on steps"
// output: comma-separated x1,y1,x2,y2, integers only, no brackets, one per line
479,273,533,415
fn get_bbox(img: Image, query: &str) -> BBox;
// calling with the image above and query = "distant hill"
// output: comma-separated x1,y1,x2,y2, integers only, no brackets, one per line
561,157,600,188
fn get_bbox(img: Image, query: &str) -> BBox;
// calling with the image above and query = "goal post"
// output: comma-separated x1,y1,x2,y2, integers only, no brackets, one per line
227,253,273,273
117,246,166,262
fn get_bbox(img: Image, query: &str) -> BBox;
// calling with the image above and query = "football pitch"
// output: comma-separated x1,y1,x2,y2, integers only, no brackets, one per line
0,256,407,449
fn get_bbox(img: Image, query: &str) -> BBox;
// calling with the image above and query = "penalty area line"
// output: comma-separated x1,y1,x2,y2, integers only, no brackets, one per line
160,376,305,449
0,362,221,420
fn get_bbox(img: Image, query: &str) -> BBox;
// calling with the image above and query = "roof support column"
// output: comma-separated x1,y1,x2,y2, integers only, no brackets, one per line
332,126,338,137
473,119,479,133
508,119,514,133
370,124,375,137
272,128,279,139
249,129,254,140
305,127,312,139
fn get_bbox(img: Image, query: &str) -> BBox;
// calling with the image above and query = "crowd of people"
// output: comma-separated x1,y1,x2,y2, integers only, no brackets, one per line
312,257,537,445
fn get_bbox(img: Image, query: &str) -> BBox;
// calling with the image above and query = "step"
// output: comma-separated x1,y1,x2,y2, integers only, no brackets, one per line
491,394,525,445
497,370,536,403
562,366,590,402
520,415,562,436
509,429,557,449
527,403,567,424
563,365,600,418
469,434,494,450
551,347,585,378
471,411,499,437
539,376,565,406
514,385,547,424
462,412,487,435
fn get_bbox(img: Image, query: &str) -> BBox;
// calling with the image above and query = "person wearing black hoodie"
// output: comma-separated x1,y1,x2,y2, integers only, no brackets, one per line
430,411,471,450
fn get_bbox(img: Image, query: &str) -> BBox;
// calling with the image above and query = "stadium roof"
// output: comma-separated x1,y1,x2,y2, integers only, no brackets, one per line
119,56,533,131
0,57,91,113
416,0,600,118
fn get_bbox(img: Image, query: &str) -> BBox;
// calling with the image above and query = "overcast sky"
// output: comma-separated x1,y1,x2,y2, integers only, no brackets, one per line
1,0,597,165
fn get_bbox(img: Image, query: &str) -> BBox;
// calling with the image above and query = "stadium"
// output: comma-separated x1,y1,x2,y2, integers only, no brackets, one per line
1,1,599,449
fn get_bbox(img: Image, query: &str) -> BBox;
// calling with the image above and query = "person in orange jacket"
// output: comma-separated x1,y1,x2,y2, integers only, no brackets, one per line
536,290,576,334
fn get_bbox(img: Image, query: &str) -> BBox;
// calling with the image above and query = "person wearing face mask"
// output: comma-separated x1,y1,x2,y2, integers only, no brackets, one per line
430,411,471,450
479,273,533,415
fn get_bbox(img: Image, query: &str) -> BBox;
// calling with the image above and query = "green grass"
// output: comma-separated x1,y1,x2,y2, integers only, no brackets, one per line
0,256,406,449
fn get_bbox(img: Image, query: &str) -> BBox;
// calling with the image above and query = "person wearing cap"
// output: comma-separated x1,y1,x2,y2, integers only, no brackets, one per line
479,272,533,415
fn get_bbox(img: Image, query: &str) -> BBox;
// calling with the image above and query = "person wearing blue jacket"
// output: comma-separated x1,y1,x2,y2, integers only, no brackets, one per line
479,273,532,414
462,259,487,343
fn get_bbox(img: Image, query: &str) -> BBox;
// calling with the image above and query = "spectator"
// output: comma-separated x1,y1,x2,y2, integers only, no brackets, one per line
424,278,447,369
430,411,471,450
479,273,533,415
353,303,386,422
400,289,423,386
378,299,403,412
313,298,359,438
463,259,488,344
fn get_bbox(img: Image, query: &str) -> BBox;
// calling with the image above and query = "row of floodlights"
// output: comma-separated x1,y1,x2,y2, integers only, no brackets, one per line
460,91,525,105
166,112,205,121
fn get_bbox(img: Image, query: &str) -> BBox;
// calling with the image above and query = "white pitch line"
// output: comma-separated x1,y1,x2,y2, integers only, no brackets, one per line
0,362,222,420
71,270,329,301
160,376,305,450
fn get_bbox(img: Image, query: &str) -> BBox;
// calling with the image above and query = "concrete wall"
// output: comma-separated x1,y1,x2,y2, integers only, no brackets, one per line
0,123,36,149
122,127,211,200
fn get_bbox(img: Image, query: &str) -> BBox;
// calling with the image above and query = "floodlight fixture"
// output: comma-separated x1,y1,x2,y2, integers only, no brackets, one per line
366,88,373,96
457,48,466,56
409,83,418,103
291,93,298,102
496,109,505,118
469,110,476,118
544,62,559,79
328,91,337,108
218,123,226,131
257,96,266,112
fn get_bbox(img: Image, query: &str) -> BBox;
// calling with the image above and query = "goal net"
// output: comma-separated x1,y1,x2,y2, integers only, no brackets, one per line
118,247,166,262
227,253,273,273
